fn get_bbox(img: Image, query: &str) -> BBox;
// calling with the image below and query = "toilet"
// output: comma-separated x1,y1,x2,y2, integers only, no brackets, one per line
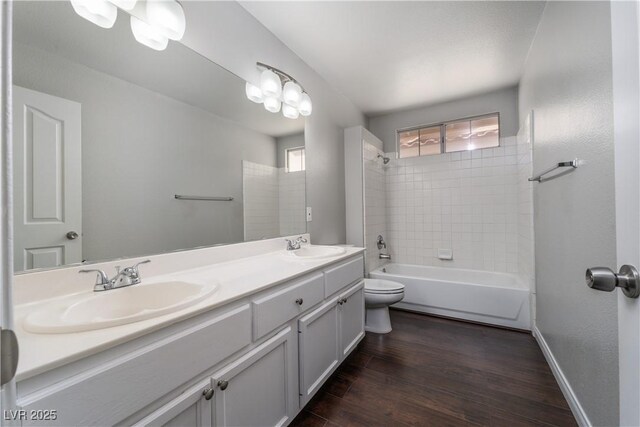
364,278,405,334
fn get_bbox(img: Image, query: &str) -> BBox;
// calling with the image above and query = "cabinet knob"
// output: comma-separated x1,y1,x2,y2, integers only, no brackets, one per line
218,380,229,390
202,388,214,400
295,298,304,305
337,298,344,305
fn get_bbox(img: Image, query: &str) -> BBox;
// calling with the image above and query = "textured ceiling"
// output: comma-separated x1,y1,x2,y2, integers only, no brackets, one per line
240,1,546,116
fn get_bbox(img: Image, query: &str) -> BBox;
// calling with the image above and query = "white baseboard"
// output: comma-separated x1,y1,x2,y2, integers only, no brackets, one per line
532,325,591,427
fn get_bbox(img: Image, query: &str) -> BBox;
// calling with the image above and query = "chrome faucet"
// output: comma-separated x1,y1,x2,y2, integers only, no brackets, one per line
377,235,391,260
80,260,151,292
285,236,308,250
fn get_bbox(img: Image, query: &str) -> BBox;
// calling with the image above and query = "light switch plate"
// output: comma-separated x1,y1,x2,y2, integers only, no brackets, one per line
306,207,312,222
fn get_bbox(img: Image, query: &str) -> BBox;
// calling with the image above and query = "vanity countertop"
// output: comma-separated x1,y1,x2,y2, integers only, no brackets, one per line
13,246,364,381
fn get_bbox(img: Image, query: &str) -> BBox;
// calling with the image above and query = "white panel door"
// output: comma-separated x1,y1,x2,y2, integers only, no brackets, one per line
132,379,213,427
12,86,81,271
298,297,340,405
212,327,294,427
611,2,640,425
338,281,365,359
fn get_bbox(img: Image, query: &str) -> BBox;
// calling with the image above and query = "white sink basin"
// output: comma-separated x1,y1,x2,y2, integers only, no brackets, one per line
23,280,218,334
287,245,347,260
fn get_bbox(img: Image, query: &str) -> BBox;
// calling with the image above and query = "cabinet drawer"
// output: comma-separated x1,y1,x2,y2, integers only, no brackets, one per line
19,304,252,426
324,256,364,297
252,273,324,339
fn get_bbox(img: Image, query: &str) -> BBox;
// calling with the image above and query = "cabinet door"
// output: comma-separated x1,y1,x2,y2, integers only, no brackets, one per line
339,281,365,359
212,327,294,427
132,379,213,427
298,297,340,404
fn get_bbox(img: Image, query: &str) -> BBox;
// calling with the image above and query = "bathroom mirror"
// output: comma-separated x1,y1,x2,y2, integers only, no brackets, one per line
12,1,306,273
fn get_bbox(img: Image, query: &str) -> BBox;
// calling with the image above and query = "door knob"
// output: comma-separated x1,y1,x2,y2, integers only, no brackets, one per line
66,231,79,240
586,265,640,298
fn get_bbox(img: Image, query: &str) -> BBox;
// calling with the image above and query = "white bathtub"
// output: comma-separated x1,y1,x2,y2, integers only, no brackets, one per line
369,264,531,330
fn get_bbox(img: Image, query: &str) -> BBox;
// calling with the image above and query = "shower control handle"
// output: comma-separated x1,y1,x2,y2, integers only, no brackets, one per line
586,265,640,298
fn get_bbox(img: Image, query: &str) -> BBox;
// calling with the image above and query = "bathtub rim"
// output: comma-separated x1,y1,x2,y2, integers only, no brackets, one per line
369,263,529,291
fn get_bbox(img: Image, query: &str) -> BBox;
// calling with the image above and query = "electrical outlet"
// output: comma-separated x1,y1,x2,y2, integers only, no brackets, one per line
306,207,312,222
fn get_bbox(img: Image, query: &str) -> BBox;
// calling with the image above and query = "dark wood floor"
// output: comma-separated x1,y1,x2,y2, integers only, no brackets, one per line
291,309,576,427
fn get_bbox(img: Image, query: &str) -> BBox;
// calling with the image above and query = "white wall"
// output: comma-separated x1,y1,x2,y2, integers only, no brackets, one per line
518,2,618,425
14,43,277,262
368,86,519,153
181,2,366,245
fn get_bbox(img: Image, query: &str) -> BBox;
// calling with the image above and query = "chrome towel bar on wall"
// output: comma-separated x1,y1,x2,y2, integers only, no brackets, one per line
174,195,234,201
528,158,579,183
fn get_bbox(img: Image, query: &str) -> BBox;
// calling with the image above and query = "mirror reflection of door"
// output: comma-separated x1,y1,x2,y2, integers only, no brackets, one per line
12,85,82,271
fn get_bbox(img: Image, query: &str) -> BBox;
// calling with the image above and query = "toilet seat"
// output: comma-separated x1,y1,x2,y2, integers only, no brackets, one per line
364,279,404,294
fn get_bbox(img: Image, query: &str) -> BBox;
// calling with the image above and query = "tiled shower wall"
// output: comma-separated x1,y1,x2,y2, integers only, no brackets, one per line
363,141,387,272
243,161,306,241
279,170,306,236
384,136,533,274
243,161,280,240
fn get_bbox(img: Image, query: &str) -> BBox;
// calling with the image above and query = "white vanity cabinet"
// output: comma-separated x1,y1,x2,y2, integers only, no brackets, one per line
338,282,365,358
298,281,365,405
211,327,295,427
132,379,214,427
16,253,365,427
298,298,340,404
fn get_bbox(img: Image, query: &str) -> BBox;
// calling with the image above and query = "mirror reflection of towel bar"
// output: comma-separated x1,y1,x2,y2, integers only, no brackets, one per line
174,195,234,201
528,159,579,182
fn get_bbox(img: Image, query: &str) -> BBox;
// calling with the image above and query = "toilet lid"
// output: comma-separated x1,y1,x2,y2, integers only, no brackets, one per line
365,279,404,294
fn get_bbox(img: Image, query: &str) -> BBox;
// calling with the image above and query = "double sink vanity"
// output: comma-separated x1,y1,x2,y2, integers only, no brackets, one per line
8,4,361,426
12,237,365,426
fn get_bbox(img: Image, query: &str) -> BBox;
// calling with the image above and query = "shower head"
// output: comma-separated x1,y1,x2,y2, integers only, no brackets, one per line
377,153,390,164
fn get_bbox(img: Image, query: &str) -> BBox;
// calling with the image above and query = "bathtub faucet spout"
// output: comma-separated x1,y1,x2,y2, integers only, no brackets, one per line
379,253,392,260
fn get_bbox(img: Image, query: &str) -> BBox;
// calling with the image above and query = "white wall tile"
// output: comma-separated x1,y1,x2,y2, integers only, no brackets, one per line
379,135,533,274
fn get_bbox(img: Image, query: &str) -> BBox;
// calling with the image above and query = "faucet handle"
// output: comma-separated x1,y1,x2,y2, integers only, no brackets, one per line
297,236,308,244
127,260,151,284
79,268,110,287
132,259,151,271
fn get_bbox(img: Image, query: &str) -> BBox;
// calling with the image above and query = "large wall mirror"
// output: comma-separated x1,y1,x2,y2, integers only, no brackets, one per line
12,1,306,273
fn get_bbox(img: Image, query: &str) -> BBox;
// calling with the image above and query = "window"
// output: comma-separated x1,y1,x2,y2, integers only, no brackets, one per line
285,147,305,172
397,113,500,158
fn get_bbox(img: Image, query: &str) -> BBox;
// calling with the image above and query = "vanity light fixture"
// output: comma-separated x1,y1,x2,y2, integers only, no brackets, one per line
282,81,302,107
69,0,185,51
146,0,186,41
246,62,313,119
109,0,137,11
130,15,169,51
70,0,118,29
260,69,282,98
282,103,300,119
263,96,282,113
245,82,264,104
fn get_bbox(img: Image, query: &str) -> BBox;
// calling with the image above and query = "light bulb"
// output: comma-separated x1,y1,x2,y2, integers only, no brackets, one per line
245,82,263,103
260,69,282,98
131,15,169,51
146,0,186,41
298,93,312,116
282,81,302,107
108,0,137,11
282,103,300,119
264,96,281,113
70,0,117,29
